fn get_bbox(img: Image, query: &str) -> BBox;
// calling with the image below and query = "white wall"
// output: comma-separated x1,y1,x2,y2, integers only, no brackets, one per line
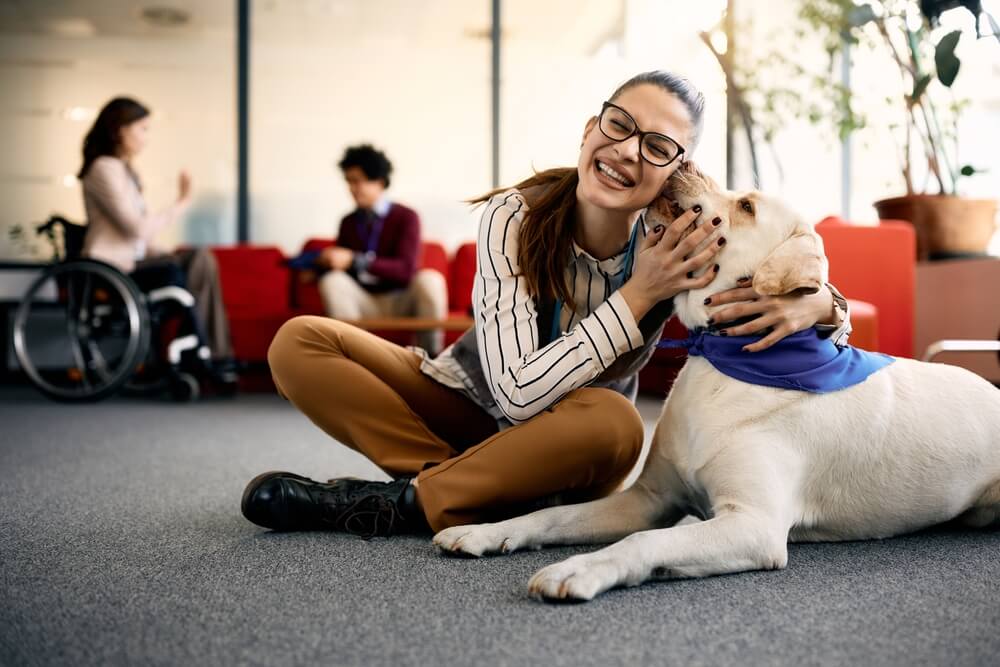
247,0,729,255
249,0,491,255
0,22,236,260
500,0,728,192
1,0,996,262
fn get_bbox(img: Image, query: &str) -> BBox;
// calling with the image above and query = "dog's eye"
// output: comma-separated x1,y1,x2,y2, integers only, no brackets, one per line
739,199,754,215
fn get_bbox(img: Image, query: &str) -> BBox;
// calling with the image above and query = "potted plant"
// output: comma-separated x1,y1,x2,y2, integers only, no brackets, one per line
735,0,998,260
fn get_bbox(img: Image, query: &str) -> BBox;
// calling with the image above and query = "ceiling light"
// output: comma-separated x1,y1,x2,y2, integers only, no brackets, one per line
43,18,97,37
61,107,96,122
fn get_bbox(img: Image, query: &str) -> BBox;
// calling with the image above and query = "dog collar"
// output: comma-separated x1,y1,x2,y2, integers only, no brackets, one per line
658,329,893,393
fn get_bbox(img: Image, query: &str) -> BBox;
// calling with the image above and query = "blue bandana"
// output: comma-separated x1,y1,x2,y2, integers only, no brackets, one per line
658,328,894,393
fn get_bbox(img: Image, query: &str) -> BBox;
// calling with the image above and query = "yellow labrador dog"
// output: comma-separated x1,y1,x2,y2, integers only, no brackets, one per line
433,163,1000,602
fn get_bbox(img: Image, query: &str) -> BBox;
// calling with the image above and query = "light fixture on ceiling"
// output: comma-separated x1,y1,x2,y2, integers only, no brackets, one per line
43,18,97,37
61,107,96,122
140,6,191,28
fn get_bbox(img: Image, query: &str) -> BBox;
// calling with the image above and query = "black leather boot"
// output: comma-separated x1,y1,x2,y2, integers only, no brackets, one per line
241,472,428,537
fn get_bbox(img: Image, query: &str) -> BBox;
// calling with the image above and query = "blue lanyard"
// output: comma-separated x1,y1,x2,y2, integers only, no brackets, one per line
361,213,384,255
550,219,642,342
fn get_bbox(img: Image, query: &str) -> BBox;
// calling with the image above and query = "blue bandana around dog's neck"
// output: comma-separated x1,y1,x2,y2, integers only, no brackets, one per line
658,328,894,393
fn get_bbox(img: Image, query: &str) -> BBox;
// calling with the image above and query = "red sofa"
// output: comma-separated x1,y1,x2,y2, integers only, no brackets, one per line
212,245,292,365
213,219,915,393
212,240,474,366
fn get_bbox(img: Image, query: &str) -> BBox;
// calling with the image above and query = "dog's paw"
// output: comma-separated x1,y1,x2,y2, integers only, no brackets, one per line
527,554,621,602
432,524,524,558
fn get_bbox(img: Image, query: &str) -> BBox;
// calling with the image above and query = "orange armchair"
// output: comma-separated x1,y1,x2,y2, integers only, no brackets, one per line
817,217,916,358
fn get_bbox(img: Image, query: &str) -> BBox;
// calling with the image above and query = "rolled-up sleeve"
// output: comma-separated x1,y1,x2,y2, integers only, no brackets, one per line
815,282,852,347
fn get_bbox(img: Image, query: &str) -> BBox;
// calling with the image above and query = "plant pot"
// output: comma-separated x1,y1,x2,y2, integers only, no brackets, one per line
873,195,998,261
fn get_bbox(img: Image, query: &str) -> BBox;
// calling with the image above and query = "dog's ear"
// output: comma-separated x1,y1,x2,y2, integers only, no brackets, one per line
753,225,828,296
646,197,676,228
663,159,718,197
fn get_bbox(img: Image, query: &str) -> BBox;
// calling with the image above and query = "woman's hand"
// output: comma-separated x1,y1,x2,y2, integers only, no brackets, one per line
705,280,837,352
619,207,725,320
177,170,192,205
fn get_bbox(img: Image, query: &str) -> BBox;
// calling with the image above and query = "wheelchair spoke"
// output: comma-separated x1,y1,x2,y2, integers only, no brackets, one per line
67,332,92,391
80,271,93,323
85,339,113,384
63,275,92,392
15,258,151,402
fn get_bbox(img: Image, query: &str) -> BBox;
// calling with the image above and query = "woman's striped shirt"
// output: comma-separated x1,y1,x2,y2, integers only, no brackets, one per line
419,189,649,425
416,188,851,425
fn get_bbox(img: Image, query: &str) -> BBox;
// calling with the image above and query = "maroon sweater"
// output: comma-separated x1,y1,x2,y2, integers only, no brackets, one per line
336,203,421,293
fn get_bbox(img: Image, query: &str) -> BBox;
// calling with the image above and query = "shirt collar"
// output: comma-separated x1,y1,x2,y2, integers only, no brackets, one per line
569,214,649,270
371,197,391,219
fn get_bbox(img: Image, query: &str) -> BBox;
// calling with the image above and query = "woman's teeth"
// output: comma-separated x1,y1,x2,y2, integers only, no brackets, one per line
596,160,634,187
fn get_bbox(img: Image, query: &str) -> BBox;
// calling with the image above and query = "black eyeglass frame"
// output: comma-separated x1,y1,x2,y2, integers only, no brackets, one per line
598,101,686,167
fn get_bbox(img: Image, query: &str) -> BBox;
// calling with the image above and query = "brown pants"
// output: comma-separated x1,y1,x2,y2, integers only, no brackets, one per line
267,316,644,532
134,247,233,360
174,247,232,360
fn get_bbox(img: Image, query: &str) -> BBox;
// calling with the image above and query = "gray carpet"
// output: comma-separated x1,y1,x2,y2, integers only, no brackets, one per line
1,389,998,667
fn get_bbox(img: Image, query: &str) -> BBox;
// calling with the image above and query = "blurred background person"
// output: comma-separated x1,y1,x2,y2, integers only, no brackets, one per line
78,96,236,378
318,144,447,355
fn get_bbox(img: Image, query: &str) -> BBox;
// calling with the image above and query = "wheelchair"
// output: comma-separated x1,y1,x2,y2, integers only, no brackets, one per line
12,216,223,402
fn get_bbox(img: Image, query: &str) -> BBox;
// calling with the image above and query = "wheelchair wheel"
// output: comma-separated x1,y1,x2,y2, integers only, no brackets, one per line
13,259,150,402
170,372,200,402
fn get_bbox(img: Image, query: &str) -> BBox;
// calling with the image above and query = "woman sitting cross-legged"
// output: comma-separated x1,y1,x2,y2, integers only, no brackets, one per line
241,70,851,537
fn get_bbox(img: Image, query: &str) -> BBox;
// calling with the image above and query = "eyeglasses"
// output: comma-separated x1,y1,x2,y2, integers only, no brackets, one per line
598,101,686,167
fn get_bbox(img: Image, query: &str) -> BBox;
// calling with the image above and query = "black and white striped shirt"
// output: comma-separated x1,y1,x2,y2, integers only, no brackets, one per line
419,189,646,424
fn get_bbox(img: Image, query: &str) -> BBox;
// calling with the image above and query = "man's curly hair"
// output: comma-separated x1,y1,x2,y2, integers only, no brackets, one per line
338,144,393,188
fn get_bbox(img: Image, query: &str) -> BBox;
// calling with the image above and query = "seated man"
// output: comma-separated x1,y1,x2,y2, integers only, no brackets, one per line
319,144,447,354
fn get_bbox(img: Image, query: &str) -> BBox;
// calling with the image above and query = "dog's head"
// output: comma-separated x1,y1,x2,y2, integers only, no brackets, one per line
646,161,828,330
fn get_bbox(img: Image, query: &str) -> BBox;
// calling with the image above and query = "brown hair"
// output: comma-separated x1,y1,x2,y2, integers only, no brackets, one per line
470,167,579,307
78,97,150,179
472,71,705,311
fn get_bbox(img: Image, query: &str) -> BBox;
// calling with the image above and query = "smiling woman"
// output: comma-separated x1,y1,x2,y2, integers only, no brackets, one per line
240,70,853,542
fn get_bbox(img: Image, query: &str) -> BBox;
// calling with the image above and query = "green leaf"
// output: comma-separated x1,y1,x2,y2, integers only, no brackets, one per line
960,165,976,177
912,74,932,101
935,30,962,87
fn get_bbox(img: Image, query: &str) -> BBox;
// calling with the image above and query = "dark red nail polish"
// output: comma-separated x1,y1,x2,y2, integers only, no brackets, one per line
712,217,721,226
718,238,727,246
654,224,664,233
719,330,728,336
686,271,694,279
693,205,702,213
703,297,711,305
714,264,720,272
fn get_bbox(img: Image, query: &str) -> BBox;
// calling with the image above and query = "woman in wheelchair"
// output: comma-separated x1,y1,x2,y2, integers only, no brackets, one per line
77,96,237,387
